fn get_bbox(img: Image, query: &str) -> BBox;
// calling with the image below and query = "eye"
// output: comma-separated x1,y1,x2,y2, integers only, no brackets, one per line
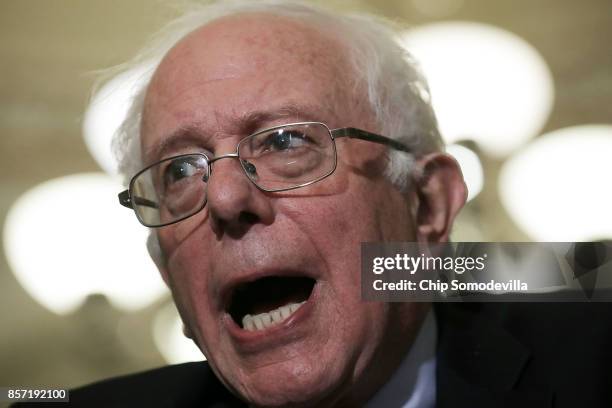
163,157,202,186
264,130,309,152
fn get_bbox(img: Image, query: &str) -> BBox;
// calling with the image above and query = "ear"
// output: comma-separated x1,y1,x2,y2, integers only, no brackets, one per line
412,152,467,243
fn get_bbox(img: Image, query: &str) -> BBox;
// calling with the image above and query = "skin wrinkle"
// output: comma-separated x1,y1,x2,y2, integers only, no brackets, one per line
112,4,446,189
164,151,360,253
144,100,345,166
141,17,355,165
158,91,366,242
139,12,465,408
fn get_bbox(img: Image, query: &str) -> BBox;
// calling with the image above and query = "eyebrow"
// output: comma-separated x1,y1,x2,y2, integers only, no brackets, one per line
144,103,327,164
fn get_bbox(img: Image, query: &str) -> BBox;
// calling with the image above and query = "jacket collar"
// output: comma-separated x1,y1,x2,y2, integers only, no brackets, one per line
435,303,553,407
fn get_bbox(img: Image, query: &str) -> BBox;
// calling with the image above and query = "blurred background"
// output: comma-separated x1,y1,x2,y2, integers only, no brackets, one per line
1,0,611,397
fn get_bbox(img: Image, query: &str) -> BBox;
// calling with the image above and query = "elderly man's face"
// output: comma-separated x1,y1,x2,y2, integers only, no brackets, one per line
142,14,430,406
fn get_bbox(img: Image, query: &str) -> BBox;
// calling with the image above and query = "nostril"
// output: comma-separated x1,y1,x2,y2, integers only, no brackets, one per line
212,211,260,239
238,211,259,225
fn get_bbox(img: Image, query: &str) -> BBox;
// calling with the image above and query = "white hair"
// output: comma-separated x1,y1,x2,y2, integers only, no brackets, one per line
112,0,442,188
109,0,443,264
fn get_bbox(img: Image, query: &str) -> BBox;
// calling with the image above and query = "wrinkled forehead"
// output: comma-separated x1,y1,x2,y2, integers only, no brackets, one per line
140,13,363,159
146,13,354,110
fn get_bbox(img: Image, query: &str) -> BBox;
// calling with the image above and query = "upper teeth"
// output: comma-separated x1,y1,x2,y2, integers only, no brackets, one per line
242,301,305,331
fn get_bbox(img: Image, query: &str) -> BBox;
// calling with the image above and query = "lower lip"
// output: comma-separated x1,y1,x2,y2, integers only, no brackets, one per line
223,281,320,348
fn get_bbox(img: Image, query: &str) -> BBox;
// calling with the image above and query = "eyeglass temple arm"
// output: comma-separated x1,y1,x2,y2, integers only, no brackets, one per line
118,190,159,209
331,128,412,154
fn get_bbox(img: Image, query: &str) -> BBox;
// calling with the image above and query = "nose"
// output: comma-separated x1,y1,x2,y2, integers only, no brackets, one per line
205,154,274,238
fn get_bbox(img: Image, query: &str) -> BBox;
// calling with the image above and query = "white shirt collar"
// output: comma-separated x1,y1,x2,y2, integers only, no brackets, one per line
365,310,437,408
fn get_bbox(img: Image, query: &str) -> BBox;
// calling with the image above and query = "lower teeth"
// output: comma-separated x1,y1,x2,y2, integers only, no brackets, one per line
242,301,305,331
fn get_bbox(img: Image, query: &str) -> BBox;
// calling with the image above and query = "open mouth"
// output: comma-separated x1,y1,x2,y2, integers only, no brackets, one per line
227,276,316,331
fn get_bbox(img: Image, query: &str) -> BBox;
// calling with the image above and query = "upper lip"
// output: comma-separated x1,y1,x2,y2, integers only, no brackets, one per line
219,267,319,313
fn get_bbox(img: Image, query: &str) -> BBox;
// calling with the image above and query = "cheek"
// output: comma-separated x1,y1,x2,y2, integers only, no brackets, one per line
291,185,411,271
280,184,406,313
162,209,209,248
158,225,220,342
164,248,208,320
283,177,413,328
157,208,212,297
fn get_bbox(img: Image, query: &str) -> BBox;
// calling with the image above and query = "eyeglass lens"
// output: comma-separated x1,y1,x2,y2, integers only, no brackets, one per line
130,123,336,227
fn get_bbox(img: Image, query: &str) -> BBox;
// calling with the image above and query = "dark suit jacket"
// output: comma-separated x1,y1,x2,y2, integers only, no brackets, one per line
13,302,612,407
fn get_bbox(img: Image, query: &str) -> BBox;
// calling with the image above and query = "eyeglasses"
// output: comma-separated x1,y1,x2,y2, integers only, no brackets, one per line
118,122,412,227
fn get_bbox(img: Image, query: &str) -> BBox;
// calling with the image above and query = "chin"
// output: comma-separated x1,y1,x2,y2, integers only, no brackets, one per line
227,357,351,408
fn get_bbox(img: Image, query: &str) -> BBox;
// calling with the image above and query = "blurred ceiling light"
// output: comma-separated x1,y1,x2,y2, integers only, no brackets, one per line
153,303,205,364
499,125,612,241
446,144,483,202
83,64,153,175
3,173,168,314
400,22,554,157
411,0,464,18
